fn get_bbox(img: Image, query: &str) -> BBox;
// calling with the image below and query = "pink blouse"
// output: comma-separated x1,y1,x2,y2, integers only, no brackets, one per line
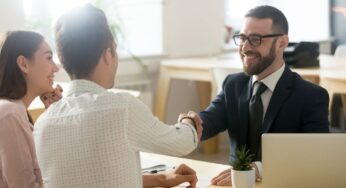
0,99,42,188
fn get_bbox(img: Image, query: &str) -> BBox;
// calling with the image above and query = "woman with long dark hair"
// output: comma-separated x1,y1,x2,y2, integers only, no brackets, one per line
0,31,59,187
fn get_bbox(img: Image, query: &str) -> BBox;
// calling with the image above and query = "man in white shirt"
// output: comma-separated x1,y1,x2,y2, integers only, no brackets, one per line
34,4,202,188
193,5,329,186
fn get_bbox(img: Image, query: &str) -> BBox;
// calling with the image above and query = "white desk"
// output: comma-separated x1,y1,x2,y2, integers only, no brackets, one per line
140,152,262,188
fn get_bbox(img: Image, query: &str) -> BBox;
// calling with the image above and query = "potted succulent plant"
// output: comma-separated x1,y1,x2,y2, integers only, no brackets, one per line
230,146,256,188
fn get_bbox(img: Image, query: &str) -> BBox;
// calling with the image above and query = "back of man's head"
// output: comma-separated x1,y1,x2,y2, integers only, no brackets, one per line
55,4,115,79
245,5,289,35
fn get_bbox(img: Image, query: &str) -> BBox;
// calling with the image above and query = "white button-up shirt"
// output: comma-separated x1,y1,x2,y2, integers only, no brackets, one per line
251,63,285,178
252,63,285,120
34,80,197,188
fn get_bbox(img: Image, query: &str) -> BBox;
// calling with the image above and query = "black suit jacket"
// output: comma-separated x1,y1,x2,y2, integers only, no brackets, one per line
199,66,329,161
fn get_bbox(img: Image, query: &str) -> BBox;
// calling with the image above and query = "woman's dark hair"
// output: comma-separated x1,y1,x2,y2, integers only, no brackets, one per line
0,30,44,100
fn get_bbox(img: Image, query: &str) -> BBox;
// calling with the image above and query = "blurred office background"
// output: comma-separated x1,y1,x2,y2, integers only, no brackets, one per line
1,0,345,163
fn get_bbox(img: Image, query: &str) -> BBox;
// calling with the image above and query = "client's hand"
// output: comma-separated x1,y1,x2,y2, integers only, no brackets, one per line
40,84,63,109
211,168,232,186
143,164,197,188
161,163,197,188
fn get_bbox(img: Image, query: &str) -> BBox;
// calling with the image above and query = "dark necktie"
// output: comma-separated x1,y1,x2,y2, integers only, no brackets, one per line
248,81,267,160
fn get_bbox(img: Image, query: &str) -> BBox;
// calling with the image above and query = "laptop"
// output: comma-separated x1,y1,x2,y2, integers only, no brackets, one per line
262,134,346,188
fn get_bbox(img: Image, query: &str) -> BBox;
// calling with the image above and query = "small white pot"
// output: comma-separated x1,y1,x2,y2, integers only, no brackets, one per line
231,168,255,188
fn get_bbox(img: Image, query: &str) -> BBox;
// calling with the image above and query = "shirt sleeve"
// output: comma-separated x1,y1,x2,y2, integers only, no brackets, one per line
0,114,42,188
126,95,198,156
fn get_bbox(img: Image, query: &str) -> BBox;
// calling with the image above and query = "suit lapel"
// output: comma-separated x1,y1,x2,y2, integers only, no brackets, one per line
238,77,252,143
262,67,294,133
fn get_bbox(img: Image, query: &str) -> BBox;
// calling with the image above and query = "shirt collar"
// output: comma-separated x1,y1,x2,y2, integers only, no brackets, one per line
252,63,285,92
65,79,107,97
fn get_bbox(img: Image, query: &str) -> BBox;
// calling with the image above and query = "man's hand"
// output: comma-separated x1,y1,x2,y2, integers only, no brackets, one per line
211,168,232,186
211,164,261,186
143,164,197,188
161,163,197,188
178,111,203,141
40,84,63,109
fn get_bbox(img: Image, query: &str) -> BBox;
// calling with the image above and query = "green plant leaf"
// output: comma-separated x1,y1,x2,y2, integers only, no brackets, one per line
230,145,254,171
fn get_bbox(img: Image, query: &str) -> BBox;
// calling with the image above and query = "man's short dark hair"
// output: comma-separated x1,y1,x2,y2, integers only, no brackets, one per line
54,4,115,79
245,5,289,35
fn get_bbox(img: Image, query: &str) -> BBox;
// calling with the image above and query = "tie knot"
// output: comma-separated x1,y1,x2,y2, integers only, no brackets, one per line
253,82,267,97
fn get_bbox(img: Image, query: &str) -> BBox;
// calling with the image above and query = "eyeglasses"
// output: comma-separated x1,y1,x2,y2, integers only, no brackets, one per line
233,34,284,47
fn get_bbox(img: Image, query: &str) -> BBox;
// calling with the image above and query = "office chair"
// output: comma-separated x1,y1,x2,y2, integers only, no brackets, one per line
211,66,242,96
335,44,346,57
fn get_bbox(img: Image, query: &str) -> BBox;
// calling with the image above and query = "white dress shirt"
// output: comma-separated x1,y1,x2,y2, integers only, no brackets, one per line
34,80,197,188
251,63,285,120
251,63,285,178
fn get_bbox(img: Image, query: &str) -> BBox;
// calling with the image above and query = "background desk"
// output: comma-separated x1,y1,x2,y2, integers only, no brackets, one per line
140,152,262,188
154,57,225,153
320,70,346,118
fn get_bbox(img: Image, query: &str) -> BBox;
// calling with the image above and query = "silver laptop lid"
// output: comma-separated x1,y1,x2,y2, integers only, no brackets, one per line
262,134,346,188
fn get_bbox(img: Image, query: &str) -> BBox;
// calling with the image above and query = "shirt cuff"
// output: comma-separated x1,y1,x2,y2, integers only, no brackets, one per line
178,122,198,146
253,161,262,180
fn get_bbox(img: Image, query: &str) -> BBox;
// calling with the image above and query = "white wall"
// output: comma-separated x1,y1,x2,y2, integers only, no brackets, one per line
256,0,331,42
163,0,225,58
161,0,226,122
0,0,25,33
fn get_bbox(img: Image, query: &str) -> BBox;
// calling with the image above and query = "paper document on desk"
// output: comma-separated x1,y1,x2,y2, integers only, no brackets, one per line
178,175,211,188
142,164,172,173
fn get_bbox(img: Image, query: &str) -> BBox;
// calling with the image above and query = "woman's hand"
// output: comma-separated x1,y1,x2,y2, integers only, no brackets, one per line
40,84,63,109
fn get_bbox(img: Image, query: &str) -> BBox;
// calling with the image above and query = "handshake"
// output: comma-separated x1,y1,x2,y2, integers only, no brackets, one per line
178,111,203,141
40,85,205,141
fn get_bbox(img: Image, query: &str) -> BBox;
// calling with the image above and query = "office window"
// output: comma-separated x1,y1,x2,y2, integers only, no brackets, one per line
225,0,259,33
23,0,163,57
115,0,163,56
224,0,260,48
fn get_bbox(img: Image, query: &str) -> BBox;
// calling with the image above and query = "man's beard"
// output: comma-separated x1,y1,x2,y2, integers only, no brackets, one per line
242,40,277,76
